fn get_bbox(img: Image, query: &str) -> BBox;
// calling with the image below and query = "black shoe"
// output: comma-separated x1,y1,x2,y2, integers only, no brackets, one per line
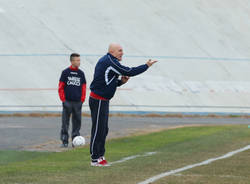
60,142,68,148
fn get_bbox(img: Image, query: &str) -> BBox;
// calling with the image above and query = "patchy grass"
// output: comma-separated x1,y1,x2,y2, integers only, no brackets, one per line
0,125,249,184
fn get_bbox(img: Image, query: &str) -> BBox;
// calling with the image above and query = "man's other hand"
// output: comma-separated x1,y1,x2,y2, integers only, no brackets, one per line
121,76,130,84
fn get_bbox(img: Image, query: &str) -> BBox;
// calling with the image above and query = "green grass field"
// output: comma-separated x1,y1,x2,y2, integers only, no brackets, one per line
0,125,249,184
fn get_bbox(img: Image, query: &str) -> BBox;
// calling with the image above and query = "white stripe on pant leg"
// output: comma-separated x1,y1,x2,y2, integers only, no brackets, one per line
91,100,101,157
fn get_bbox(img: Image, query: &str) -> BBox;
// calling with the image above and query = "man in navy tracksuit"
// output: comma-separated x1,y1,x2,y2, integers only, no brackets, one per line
89,43,157,166
58,53,86,148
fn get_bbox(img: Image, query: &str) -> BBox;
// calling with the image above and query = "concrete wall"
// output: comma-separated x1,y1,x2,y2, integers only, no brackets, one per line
0,0,250,114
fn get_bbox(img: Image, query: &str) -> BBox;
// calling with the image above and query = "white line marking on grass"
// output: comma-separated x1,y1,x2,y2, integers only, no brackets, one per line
138,145,250,184
144,152,157,156
110,152,157,165
173,173,248,179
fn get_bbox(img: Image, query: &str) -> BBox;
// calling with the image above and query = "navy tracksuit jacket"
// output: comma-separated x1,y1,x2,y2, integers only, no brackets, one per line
89,53,148,161
90,53,148,99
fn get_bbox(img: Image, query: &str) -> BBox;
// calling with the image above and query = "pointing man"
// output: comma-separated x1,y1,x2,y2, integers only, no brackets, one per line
89,43,157,166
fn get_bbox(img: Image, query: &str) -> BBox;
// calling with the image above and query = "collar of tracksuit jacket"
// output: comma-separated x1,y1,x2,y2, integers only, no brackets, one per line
107,52,119,62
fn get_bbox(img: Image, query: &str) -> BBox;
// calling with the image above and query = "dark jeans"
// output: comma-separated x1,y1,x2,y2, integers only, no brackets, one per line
89,97,109,160
60,100,82,143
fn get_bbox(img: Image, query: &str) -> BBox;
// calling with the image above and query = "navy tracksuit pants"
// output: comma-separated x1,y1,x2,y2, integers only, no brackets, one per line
89,97,109,160
60,100,82,143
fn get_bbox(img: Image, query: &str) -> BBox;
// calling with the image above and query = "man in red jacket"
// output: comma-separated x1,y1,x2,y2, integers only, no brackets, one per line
58,53,87,148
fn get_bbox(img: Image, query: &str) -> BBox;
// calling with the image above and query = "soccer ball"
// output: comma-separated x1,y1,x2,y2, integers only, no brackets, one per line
72,136,85,147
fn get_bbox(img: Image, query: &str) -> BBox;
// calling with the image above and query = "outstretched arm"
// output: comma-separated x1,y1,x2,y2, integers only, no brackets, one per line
109,57,157,77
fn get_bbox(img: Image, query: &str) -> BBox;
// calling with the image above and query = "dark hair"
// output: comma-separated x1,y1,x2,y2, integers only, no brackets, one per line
70,53,80,61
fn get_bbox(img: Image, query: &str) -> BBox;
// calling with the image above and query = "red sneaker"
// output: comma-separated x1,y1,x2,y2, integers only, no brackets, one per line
91,157,110,167
100,157,109,165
